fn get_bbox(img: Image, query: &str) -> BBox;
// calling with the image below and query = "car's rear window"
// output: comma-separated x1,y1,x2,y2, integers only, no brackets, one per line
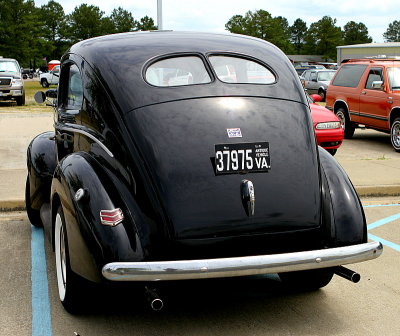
209,56,275,84
332,64,367,88
317,71,336,81
145,56,211,87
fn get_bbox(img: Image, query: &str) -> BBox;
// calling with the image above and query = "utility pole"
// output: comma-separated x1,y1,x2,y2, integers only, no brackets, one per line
157,0,163,30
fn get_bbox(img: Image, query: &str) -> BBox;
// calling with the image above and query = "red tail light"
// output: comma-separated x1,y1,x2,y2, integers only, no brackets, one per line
100,208,124,226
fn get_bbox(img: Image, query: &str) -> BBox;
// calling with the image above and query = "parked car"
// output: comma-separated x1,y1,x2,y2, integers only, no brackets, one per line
39,65,60,87
326,58,400,151
294,64,325,76
0,57,25,105
26,31,382,313
22,68,34,79
301,69,336,101
309,94,344,155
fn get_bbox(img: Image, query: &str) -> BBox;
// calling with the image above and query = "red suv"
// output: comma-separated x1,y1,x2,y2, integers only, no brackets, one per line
326,58,400,151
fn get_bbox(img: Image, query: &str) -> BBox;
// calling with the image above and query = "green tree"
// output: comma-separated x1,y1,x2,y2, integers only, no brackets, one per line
271,16,293,53
290,18,307,54
225,10,293,53
110,7,136,33
225,10,273,40
0,0,41,66
383,20,400,42
39,0,67,60
246,10,273,40
65,4,108,44
304,16,343,61
224,14,247,34
40,1,65,42
136,15,157,31
343,21,372,45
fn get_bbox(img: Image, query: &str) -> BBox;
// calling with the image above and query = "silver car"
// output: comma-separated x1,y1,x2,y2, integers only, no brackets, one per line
301,69,336,102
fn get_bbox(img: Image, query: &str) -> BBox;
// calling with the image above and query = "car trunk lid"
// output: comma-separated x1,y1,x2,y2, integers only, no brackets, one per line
125,97,321,239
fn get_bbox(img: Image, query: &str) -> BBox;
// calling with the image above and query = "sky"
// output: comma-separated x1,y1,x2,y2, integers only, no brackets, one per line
34,0,399,44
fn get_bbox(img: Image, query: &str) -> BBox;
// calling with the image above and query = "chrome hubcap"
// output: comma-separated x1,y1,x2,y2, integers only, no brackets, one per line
60,225,67,287
392,122,400,148
336,111,346,130
55,213,67,301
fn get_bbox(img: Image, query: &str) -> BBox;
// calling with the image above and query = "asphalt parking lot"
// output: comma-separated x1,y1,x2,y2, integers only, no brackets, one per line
0,197,399,336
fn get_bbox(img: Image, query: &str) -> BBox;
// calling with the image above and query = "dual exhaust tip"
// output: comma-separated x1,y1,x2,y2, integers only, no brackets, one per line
144,266,360,311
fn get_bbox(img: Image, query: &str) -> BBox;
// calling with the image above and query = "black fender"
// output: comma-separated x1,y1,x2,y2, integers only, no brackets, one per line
26,131,57,210
51,152,145,283
319,147,367,246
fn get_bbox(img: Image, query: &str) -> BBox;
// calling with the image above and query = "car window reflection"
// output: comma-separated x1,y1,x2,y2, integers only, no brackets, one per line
67,64,83,109
209,56,275,84
146,56,211,87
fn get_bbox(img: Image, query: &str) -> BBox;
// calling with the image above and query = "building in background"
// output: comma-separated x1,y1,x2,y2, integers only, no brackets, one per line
337,42,400,64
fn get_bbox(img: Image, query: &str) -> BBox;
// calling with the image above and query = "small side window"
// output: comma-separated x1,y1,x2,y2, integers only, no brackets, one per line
332,64,368,88
365,68,383,90
66,64,83,110
209,56,275,84
145,56,211,87
310,72,317,81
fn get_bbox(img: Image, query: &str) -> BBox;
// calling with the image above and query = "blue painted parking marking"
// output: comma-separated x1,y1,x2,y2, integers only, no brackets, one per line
31,226,52,336
365,203,400,252
367,213,400,230
364,203,400,208
368,233,400,252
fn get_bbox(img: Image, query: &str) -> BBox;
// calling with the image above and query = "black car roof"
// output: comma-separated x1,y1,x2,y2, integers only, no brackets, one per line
68,31,307,112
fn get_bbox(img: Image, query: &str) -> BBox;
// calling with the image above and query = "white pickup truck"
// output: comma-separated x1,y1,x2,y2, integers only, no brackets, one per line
39,65,60,87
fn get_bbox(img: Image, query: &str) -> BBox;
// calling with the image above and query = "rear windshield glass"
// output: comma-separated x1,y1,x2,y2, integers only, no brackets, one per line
209,56,275,84
145,56,211,87
317,71,336,81
332,64,367,88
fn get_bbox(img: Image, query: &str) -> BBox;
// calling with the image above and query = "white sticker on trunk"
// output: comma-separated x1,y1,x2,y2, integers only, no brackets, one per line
227,128,242,138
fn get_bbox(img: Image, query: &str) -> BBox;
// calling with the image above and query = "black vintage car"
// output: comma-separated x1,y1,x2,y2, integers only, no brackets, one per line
26,31,382,312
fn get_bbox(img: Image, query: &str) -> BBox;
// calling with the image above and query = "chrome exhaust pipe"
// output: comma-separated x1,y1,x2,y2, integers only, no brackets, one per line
334,266,361,283
145,287,164,311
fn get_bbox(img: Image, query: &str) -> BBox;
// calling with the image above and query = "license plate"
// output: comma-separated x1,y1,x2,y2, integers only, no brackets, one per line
215,142,270,175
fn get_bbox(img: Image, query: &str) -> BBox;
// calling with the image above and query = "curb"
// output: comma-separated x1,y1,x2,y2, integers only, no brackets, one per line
1,185,399,212
0,199,25,212
355,185,400,197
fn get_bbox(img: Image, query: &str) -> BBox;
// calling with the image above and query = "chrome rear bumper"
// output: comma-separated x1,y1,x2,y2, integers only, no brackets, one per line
102,242,382,281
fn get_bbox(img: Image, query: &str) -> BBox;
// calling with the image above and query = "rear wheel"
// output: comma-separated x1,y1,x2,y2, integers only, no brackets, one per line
55,205,84,313
391,118,400,152
25,176,42,227
41,79,49,88
279,268,334,291
335,107,355,139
